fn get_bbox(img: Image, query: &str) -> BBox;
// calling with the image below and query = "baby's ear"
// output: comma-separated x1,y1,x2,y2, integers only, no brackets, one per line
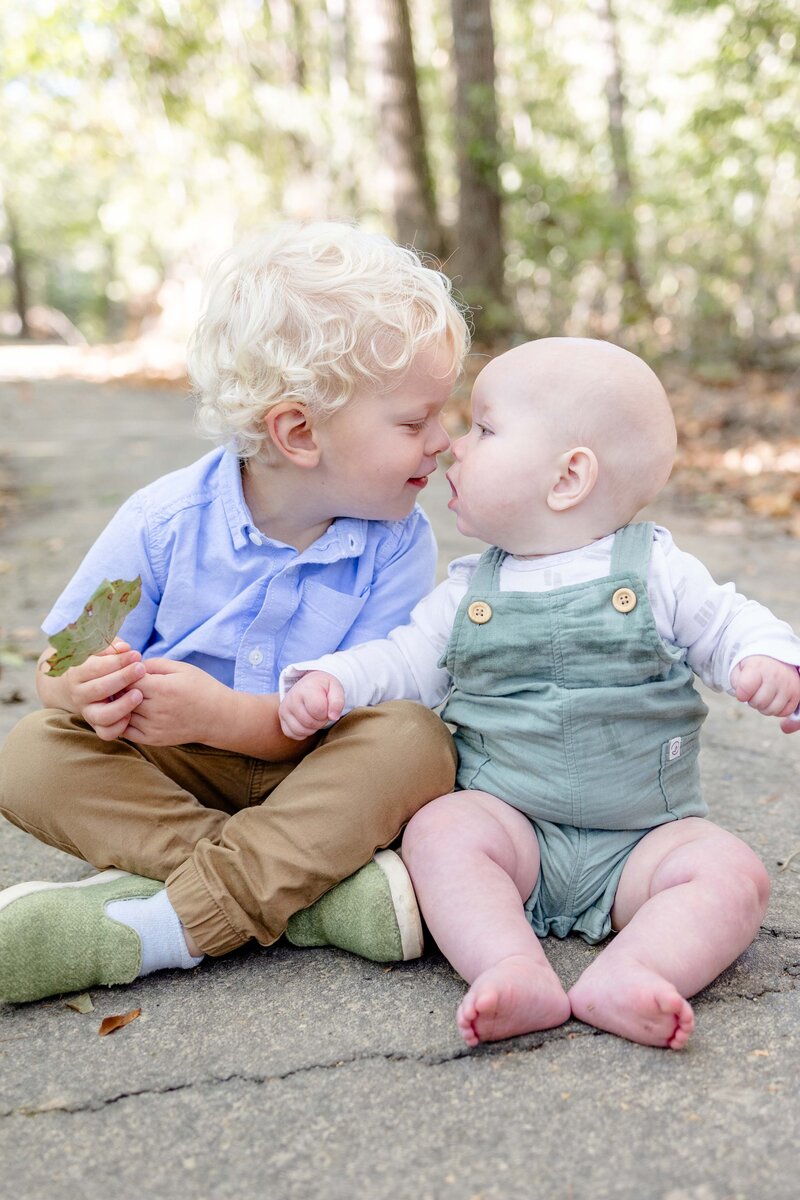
547,446,598,512
264,403,321,467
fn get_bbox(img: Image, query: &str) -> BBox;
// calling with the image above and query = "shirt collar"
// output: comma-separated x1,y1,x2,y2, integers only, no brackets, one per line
218,449,257,550
218,449,368,561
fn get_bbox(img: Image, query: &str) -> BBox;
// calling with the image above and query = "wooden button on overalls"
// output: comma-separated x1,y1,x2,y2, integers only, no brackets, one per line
611,587,637,613
467,600,493,624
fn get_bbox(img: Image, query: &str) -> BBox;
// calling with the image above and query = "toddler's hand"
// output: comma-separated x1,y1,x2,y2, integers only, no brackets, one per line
124,659,227,746
55,639,145,740
731,655,800,718
279,672,345,740
780,714,800,735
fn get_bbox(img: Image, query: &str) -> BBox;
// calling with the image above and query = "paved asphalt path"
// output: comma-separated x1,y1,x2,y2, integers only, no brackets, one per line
0,376,798,1200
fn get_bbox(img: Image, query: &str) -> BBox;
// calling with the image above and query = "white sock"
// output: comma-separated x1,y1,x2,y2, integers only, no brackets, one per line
106,888,204,977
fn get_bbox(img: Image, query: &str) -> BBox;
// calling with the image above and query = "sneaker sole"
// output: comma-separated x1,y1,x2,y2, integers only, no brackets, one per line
0,869,133,915
373,850,424,961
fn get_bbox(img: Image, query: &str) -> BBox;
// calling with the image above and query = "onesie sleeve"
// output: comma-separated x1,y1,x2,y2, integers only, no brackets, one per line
650,528,800,694
280,568,472,712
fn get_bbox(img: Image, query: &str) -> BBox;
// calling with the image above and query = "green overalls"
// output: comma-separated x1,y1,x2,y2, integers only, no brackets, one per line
439,522,709,943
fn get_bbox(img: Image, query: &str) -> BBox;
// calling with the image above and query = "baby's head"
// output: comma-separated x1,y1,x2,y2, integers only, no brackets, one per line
448,337,676,555
189,221,470,458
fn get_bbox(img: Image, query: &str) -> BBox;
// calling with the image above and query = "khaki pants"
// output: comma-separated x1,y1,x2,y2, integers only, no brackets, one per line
0,702,456,956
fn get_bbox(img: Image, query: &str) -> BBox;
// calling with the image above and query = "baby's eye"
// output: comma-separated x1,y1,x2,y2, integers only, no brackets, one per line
404,421,427,432
475,423,491,438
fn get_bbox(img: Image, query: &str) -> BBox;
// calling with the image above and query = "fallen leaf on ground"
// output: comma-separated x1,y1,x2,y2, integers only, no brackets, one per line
98,1008,141,1036
64,993,94,1014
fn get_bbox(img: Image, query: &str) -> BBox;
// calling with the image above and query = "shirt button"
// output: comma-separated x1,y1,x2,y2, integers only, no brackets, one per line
611,587,637,613
467,600,493,625
248,530,262,546
248,648,264,666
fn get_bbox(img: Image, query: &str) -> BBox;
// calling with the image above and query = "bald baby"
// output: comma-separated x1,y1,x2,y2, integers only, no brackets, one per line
466,337,677,554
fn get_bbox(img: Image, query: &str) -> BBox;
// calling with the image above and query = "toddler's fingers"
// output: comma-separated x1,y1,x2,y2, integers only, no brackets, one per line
101,639,136,656
780,715,800,734
84,688,143,739
73,649,141,680
78,659,146,704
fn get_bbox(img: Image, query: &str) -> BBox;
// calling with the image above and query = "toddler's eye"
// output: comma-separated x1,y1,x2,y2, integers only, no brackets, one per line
404,421,426,432
475,423,491,438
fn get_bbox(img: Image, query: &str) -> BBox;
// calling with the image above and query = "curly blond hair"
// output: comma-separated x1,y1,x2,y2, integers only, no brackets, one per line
189,221,471,458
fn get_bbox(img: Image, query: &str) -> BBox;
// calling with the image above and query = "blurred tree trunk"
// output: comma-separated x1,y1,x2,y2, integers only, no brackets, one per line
373,0,447,260
4,202,31,338
450,0,507,334
596,0,652,324
327,0,352,95
287,0,308,89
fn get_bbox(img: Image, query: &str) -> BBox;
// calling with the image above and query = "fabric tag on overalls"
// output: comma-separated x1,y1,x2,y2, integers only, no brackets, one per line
668,736,682,761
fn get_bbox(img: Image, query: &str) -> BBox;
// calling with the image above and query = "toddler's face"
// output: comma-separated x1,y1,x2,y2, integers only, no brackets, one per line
314,345,454,523
446,364,562,554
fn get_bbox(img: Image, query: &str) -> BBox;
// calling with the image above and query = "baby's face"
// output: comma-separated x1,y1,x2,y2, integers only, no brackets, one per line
446,361,563,553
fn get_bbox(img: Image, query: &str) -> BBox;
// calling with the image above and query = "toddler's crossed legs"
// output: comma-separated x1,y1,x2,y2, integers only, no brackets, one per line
402,792,770,1050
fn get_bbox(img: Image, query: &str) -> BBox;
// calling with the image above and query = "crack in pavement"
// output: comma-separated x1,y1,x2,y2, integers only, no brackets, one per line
1,1026,602,1119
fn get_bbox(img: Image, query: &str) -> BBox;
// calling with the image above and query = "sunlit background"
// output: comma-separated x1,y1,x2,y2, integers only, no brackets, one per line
1,0,799,529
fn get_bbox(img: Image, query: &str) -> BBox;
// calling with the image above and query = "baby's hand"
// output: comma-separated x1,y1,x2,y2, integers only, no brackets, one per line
279,672,345,740
780,714,800,735
731,655,800,718
56,639,145,740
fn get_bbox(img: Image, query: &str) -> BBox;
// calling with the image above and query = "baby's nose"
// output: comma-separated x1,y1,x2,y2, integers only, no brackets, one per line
450,433,466,459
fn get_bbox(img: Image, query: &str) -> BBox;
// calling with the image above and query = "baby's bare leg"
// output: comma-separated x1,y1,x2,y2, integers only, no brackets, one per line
402,791,570,1045
568,818,770,1049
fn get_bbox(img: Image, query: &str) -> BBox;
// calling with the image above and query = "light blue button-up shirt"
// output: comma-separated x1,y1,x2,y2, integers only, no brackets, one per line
42,448,438,693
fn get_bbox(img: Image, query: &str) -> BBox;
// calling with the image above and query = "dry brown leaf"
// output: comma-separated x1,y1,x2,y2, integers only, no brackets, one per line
64,993,94,1014
98,1007,141,1036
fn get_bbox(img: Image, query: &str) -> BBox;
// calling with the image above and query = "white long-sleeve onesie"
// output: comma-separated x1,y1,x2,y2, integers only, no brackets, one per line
280,526,800,718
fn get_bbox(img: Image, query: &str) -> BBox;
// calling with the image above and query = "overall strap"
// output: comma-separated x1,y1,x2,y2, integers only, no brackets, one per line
468,545,506,593
609,521,655,576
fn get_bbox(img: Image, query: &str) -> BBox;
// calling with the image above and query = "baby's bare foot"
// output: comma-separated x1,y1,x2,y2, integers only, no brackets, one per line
456,954,571,1047
569,959,694,1050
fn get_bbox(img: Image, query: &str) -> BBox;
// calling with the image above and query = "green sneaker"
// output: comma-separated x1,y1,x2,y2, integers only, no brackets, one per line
0,869,163,1004
285,850,424,963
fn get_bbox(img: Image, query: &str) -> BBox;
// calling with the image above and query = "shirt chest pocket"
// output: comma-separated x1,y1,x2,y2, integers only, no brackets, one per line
301,579,368,625
280,580,369,663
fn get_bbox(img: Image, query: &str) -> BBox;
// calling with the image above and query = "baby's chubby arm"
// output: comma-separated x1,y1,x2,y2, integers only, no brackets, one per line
653,532,800,714
279,672,345,740
730,656,800,719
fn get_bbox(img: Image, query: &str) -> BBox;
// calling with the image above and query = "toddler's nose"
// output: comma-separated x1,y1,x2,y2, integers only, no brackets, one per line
428,421,451,457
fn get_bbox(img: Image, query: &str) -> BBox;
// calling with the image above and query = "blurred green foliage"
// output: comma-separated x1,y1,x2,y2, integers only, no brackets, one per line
1,0,798,364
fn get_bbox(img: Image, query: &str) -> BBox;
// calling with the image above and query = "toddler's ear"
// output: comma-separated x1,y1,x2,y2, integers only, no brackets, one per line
264,403,321,467
547,446,598,512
